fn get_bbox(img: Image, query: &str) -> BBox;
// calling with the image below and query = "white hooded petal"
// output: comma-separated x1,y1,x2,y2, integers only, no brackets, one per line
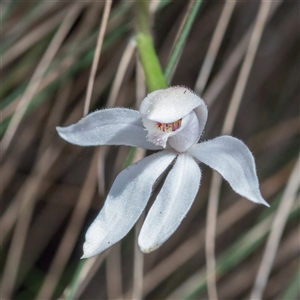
140,86,206,123
56,108,161,150
138,153,201,253
168,111,200,152
82,151,176,258
194,103,208,139
188,136,269,206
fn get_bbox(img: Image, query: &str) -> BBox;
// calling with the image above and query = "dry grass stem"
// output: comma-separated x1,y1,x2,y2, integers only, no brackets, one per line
195,0,236,94
106,243,123,300
1,4,82,156
1,83,71,245
205,2,273,298
37,81,72,158
132,212,145,300
250,158,300,300
2,57,75,121
203,1,281,107
3,2,65,38
205,173,222,300
0,146,62,298
2,7,69,68
83,0,112,116
107,39,136,107
16,200,72,291
36,150,99,299
222,0,272,135
0,104,49,195
132,149,147,300
131,68,147,300
97,146,109,198
131,52,148,298
3,10,123,119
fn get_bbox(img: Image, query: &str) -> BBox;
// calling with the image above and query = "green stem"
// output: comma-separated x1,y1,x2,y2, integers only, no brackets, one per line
135,34,167,92
135,0,167,92
136,0,150,36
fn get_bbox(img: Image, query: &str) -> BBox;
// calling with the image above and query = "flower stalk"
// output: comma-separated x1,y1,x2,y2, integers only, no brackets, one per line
135,0,167,92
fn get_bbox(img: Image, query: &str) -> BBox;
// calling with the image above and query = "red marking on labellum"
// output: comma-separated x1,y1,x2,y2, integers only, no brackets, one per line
156,119,182,132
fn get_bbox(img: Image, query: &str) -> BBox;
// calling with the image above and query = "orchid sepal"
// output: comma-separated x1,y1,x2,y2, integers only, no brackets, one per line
188,136,269,206
56,108,162,150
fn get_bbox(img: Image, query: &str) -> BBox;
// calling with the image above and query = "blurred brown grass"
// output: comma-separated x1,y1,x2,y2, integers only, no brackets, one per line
1,1,299,299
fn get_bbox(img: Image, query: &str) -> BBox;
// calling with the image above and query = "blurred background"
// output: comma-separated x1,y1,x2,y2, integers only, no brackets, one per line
1,0,299,299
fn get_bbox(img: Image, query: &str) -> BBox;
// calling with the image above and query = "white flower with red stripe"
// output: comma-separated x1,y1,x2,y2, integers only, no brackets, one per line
57,86,269,258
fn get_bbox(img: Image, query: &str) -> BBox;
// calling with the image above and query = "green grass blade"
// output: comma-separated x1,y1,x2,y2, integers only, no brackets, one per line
164,0,202,83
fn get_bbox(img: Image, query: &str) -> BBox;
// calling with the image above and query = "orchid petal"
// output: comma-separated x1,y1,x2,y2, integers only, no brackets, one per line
168,111,200,152
140,86,206,123
188,136,269,206
56,108,161,150
82,151,176,258
194,103,208,138
138,153,201,253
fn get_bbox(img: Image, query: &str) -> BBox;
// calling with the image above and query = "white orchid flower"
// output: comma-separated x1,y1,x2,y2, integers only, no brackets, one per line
57,86,269,258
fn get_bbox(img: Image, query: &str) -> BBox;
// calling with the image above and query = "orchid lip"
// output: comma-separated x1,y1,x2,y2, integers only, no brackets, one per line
156,119,182,132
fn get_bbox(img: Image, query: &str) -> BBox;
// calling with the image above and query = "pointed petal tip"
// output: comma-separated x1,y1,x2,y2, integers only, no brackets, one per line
81,250,97,259
250,195,270,207
56,126,67,139
56,125,63,132
81,242,95,258
254,193,270,207
261,199,270,207
81,240,101,259
81,249,91,260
